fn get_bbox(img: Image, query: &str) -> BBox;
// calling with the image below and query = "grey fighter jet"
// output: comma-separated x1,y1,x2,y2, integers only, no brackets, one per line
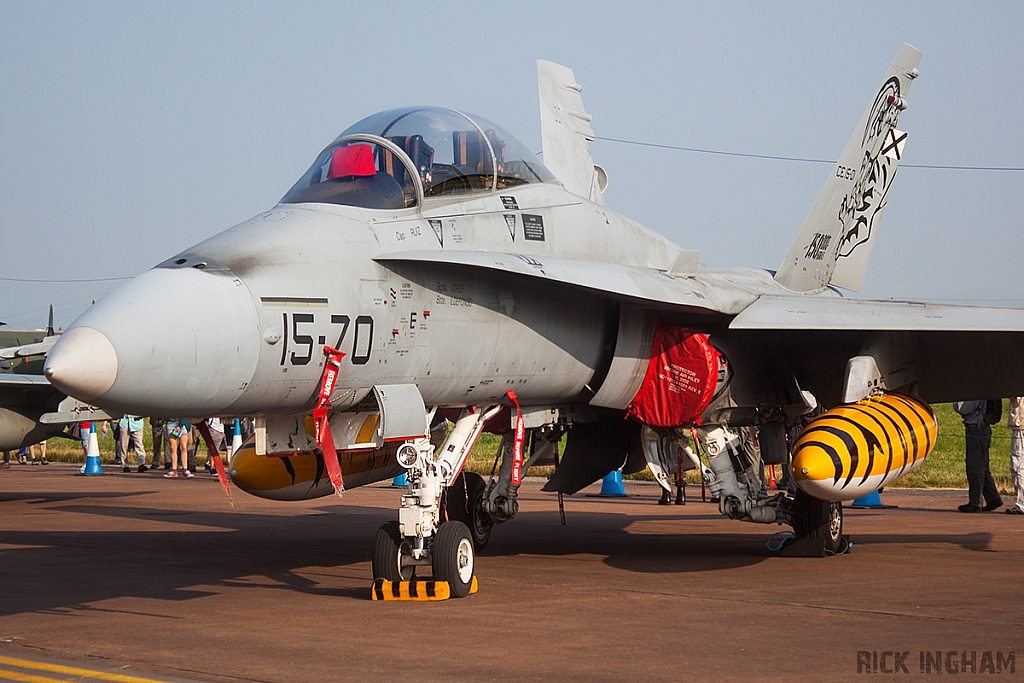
40,45,1024,595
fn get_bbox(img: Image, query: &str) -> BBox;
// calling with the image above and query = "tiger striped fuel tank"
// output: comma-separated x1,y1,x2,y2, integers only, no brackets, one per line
228,438,404,501
792,393,937,502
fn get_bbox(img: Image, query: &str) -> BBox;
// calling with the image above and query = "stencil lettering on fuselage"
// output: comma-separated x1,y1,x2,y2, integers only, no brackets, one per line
804,232,831,260
523,214,545,241
504,214,516,241
428,219,443,247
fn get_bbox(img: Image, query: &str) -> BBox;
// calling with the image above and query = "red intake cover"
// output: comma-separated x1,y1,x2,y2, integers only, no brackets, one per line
625,321,719,428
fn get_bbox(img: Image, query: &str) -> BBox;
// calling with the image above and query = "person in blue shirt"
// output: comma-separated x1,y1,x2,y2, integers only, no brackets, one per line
116,415,148,472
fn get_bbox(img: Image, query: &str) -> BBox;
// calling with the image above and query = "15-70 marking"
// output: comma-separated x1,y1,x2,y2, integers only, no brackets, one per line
280,312,373,366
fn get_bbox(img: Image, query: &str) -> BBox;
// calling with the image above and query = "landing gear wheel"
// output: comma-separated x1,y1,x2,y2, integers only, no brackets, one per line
372,521,415,581
432,521,474,598
443,472,493,553
791,490,844,553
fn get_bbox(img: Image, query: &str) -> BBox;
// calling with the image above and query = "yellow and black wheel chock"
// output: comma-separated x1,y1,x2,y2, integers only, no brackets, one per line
371,576,479,601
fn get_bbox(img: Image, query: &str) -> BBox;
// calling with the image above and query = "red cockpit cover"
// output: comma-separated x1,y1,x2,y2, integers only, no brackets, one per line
625,321,719,428
328,144,376,179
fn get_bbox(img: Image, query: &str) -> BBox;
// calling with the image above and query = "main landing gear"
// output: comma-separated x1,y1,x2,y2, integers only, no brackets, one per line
790,489,846,554
689,423,848,555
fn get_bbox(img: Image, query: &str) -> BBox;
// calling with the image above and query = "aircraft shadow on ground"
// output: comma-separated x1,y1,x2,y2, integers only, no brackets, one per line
0,501,996,613
848,531,993,552
0,490,156,504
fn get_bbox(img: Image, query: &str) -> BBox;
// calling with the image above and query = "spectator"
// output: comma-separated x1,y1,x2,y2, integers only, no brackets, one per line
150,417,169,469
163,419,194,478
223,418,236,459
30,441,47,465
19,442,47,465
1007,397,1024,515
111,419,123,465
203,418,225,474
79,422,92,456
181,418,197,473
953,400,1003,512
116,415,147,472
2,450,9,469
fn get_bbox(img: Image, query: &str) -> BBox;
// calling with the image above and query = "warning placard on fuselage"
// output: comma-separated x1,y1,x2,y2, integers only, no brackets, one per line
523,214,545,241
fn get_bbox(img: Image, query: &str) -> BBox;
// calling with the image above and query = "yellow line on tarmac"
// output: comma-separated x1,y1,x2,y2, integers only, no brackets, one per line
0,656,171,683
0,667,66,683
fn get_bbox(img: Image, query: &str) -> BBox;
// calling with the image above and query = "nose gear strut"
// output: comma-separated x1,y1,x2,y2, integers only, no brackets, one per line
373,403,503,598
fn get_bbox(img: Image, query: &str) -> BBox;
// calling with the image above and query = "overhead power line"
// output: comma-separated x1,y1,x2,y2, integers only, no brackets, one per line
594,136,1024,172
0,275,132,283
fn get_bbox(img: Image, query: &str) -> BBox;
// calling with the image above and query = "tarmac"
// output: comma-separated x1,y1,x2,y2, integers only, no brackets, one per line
1,464,1022,682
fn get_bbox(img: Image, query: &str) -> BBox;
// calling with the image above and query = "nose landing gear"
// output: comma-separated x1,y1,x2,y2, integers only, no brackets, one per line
371,405,501,599
432,521,476,598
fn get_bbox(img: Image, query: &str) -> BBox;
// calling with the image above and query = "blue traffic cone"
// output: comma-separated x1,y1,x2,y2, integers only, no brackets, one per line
850,489,896,509
599,470,627,496
391,472,408,487
79,423,104,475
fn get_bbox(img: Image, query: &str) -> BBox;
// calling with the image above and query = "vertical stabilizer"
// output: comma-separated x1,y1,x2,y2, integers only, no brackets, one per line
538,60,605,205
775,44,921,293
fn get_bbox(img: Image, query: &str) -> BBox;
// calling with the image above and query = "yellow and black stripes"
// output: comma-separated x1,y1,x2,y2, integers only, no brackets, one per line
792,393,937,501
371,577,480,601
228,434,403,501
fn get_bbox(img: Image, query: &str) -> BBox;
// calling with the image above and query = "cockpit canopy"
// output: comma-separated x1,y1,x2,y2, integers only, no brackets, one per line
281,107,555,210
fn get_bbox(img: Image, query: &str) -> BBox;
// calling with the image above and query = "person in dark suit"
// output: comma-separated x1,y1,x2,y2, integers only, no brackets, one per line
953,400,1003,512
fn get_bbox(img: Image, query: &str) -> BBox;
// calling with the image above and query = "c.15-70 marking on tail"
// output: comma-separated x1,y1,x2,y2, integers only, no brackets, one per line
280,312,374,366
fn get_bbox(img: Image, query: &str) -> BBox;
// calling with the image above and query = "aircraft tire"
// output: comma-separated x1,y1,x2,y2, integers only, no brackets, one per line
432,521,474,598
791,490,844,554
443,472,492,553
372,521,414,581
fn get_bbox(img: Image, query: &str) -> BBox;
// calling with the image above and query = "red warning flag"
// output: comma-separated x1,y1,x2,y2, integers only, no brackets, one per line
313,345,348,497
505,390,525,486
625,321,718,428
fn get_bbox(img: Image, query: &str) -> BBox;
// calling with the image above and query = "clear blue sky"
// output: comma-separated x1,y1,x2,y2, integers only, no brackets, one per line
1,1,1022,329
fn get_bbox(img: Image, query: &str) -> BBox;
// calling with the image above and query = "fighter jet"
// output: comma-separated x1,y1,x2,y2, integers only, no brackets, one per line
0,306,100,450
40,44,1024,596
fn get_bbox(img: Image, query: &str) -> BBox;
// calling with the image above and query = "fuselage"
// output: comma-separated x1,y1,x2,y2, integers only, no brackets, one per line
45,179,799,418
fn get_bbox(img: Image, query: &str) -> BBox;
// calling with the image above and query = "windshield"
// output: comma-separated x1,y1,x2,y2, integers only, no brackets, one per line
280,138,413,209
281,107,555,209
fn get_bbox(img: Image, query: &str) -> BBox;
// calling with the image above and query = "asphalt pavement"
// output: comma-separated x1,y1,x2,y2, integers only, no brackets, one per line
1,465,1021,682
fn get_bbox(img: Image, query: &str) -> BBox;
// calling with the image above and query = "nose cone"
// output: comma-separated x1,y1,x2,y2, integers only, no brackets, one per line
46,265,260,416
44,327,119,402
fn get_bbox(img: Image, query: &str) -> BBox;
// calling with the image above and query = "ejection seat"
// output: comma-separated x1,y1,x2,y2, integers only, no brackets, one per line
378,135,434,207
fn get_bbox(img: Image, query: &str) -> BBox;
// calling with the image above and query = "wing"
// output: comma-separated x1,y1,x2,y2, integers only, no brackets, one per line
730,295,1024,405
0,373,60,407
375,250,751,316
730,295,1024,331
0,335,59,359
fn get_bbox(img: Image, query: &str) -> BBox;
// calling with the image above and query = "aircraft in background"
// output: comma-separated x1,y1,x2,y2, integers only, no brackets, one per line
0,305,58,374
0,306,75,450
39,44,1024,596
